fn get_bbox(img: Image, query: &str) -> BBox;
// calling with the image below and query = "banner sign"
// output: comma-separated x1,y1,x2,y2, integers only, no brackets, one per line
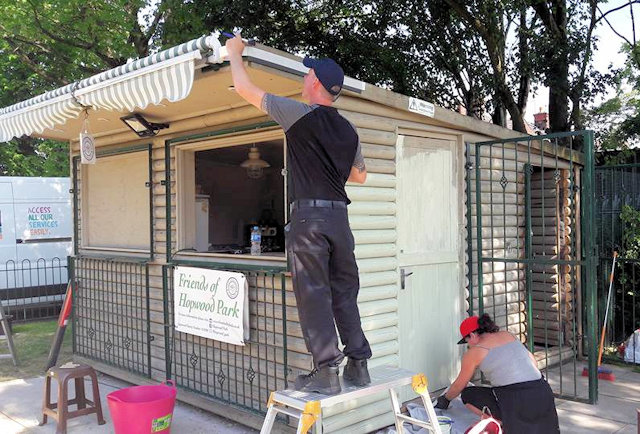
173,266,249,346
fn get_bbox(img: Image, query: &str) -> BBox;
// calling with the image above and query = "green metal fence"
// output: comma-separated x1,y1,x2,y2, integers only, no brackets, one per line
467,131,598,403
595,164,640,363
163,262,288,414
71,256,152,377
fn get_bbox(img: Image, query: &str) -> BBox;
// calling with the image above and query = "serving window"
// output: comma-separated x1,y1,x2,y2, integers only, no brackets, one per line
176,130,286,259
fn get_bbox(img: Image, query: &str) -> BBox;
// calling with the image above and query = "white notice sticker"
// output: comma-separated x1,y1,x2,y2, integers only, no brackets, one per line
408,97,435,117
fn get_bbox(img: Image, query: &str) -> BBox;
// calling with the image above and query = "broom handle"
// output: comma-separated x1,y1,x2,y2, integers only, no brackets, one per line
598,251,618,367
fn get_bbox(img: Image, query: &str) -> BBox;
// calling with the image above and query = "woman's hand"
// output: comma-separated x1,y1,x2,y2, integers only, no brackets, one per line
434,394,450,409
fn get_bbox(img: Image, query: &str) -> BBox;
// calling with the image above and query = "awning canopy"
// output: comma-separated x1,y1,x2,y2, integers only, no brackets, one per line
0,34,222,143
0,33,367,143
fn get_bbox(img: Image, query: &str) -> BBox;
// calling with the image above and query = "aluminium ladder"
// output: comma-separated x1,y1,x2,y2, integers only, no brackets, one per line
261,365,443,434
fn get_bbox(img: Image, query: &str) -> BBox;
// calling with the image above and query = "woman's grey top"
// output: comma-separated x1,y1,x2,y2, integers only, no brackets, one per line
475,339,542,387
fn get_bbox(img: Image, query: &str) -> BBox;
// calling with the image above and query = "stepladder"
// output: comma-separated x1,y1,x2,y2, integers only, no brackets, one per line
260,365,443,434
0,302,18,366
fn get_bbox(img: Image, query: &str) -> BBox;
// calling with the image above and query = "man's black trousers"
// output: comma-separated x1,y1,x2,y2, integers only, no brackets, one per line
286,202,372,368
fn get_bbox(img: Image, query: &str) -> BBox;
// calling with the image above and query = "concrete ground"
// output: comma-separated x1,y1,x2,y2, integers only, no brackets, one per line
0,372,257,433
548,363,640,433
0,363,637,433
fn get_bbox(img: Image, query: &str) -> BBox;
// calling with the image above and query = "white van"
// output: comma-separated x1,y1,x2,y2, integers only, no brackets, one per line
0,177,72,300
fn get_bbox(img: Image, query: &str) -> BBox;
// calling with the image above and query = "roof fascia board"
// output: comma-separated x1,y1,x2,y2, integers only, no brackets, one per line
209,46,366,94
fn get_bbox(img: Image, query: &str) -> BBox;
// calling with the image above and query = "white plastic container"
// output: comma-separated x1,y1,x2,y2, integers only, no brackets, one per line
437,416,453,434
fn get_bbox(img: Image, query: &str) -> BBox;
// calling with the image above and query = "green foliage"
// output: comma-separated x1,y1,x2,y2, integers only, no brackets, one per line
0,139,69,177
620,204,640,260
0,0,624,153
0,320,72,381
0,0,147,177
589,44,640,160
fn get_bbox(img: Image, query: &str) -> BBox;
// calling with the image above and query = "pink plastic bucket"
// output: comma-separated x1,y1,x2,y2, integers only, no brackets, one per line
107,380,177,434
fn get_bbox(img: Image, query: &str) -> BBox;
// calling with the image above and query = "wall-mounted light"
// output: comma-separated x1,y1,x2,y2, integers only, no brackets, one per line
240,145,270,179
120,113,169,137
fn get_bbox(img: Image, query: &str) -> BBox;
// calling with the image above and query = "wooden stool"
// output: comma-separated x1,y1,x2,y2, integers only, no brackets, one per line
39,364,106,434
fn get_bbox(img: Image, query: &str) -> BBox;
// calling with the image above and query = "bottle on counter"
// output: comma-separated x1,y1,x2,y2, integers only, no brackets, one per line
251,226,262,255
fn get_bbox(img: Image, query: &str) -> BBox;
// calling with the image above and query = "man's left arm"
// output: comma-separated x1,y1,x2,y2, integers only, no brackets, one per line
225,34,265,110
348,135,367,184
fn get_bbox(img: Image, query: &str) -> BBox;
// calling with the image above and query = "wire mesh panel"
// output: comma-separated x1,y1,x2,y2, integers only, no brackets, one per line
0,258,68,322
71,256,151,377
163,263,287,414
467,131,597,403
595,165,640,363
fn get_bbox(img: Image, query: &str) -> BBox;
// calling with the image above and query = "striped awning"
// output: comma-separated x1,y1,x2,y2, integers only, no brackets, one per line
0,33,222,142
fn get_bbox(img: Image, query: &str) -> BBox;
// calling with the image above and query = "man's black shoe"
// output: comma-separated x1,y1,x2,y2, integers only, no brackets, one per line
343,358,371,387
294,366,341,394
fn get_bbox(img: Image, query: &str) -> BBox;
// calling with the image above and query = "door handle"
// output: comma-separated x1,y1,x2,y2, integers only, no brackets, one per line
400,269,413,290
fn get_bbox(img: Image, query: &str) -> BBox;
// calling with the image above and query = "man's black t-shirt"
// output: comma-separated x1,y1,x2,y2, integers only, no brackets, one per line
262,94,364,204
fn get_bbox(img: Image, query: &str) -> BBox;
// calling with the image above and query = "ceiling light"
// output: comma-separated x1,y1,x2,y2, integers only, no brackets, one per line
240,145,270,179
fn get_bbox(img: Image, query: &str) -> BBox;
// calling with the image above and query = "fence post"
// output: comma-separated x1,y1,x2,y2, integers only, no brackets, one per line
524,163,534,353
583,131,599,404
145,263,151,378
162,265,172,380
69,256,76,354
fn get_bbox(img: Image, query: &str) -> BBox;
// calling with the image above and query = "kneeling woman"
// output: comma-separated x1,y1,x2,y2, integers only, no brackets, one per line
435,314,559,433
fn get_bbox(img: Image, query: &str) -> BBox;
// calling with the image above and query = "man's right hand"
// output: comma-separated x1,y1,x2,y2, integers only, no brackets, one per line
224,32,266,110
225,33,245,58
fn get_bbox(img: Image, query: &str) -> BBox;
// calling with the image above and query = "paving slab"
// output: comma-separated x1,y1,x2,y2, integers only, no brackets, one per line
0,374,257,434
557,394,639,425
556,407,627,433
613,424,638,434
0,411,24,433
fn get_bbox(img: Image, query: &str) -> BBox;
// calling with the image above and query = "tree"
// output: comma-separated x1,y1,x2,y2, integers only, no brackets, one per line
587,3,640,162
0,0,163,176
0,0,626,160
589,44,640,163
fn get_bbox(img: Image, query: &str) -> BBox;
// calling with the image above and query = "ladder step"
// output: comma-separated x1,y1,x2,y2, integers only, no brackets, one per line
271,405,303,419
273,365,422,410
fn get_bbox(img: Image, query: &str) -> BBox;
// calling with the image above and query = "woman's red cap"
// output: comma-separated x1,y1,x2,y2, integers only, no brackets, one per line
458,316,479,344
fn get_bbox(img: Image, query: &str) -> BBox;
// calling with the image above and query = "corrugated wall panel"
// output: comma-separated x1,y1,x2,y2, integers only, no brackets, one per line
317,96,401,433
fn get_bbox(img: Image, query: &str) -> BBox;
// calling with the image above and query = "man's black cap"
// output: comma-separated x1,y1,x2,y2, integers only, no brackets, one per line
303,57,344,96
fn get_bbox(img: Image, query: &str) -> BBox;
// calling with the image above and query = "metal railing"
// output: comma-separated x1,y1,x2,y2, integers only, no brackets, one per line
71,256,152,377
0,258,68,322
466,131,598,403
163,262,288,414
595,164,640,363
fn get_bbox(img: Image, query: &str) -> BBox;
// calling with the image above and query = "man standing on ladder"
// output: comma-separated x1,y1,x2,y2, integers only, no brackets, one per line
226,34,372,394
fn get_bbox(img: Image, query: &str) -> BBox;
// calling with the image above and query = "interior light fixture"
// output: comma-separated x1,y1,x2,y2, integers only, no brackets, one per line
240,145,271,179
120,113,169,137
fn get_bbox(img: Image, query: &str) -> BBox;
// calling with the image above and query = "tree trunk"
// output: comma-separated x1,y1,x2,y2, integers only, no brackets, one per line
548,61,570,132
